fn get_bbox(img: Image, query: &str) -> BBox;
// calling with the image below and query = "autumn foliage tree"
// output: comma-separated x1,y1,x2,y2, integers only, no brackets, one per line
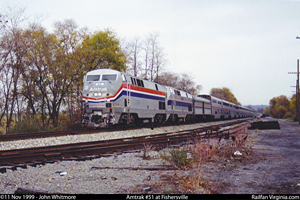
0,8,127,133
210,87,240,105
267,95,293,119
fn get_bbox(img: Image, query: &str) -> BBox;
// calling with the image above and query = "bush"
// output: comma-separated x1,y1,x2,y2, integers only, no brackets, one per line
159,147,190,169
10,118,41,134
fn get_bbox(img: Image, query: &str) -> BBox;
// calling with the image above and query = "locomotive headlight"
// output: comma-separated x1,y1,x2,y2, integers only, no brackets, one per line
94,92,102,97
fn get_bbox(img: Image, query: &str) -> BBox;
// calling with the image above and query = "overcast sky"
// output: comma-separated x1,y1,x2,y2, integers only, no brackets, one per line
1,0,300,106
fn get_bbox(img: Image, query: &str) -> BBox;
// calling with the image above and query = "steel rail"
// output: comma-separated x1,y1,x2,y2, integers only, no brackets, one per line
0,119,251,167
0,118,251,142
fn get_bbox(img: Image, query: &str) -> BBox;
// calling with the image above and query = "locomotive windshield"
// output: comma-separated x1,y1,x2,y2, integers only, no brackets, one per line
86,74,117,81
102,74,117,81
86,75,100,81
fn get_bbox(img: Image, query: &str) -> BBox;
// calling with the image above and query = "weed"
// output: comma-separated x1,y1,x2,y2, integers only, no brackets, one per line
163,189,173,194
142,143,156,160
157,128,251,193
159,146,191,169
191,138,220,163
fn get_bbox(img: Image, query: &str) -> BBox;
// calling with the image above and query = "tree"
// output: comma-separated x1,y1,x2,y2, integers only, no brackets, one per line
156,71,202,95
124,32,168,80
0,6,27,132
81,29,127,72
269,95,291,119
141,32,167,81
210,87,240,105
124,37,142,77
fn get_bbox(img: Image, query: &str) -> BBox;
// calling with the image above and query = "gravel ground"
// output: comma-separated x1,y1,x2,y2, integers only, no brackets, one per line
0,150,171,194
134,117,300,194
1,117,299,194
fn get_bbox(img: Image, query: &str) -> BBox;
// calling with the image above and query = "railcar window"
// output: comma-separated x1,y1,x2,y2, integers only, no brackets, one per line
86,75,100,81
102,74,117,81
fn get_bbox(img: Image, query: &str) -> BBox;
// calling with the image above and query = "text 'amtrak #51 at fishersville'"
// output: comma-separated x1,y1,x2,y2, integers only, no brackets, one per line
82,69,254,128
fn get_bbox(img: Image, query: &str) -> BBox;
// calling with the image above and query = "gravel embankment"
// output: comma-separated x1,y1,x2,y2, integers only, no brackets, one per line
0,150,174,194
0,122,216,151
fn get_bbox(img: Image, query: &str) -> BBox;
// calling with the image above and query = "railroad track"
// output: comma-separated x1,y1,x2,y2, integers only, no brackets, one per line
0,127,126,142
0,119,251,170
0,118,251,142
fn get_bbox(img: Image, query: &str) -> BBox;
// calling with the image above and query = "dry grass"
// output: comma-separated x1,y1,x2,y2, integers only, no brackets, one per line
159,128,251,194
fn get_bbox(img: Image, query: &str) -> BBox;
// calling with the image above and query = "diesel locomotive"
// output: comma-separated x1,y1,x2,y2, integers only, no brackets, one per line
82,69,254,128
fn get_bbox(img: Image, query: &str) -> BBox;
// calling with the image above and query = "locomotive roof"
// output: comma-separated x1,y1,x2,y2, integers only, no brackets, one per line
86,68,121,75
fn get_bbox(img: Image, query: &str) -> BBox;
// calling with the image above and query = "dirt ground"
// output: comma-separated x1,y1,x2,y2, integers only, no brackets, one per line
128,117,300,194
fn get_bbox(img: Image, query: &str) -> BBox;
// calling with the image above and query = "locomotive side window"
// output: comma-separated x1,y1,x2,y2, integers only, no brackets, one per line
159,101,166,110
86,75,100,81
155,84,158,91
136,79,144,87
102,74,117,81
174,90,181,96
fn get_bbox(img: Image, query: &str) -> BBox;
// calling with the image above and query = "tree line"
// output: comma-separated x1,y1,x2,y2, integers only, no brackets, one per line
0,7,201,133
263,94,299,120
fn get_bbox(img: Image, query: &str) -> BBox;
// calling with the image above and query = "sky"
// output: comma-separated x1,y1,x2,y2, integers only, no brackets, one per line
1,0,300,106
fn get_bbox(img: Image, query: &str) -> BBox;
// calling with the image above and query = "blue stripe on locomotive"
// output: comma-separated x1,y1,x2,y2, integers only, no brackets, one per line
84,90,165,103
167,100,192,108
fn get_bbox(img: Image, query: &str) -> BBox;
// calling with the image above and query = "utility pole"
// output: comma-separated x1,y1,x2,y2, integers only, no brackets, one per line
288,58,299,124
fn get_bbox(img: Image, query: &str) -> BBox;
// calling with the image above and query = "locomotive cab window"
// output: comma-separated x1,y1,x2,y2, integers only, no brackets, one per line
86,75,100,81
122,74,126,82
102,74,117,81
